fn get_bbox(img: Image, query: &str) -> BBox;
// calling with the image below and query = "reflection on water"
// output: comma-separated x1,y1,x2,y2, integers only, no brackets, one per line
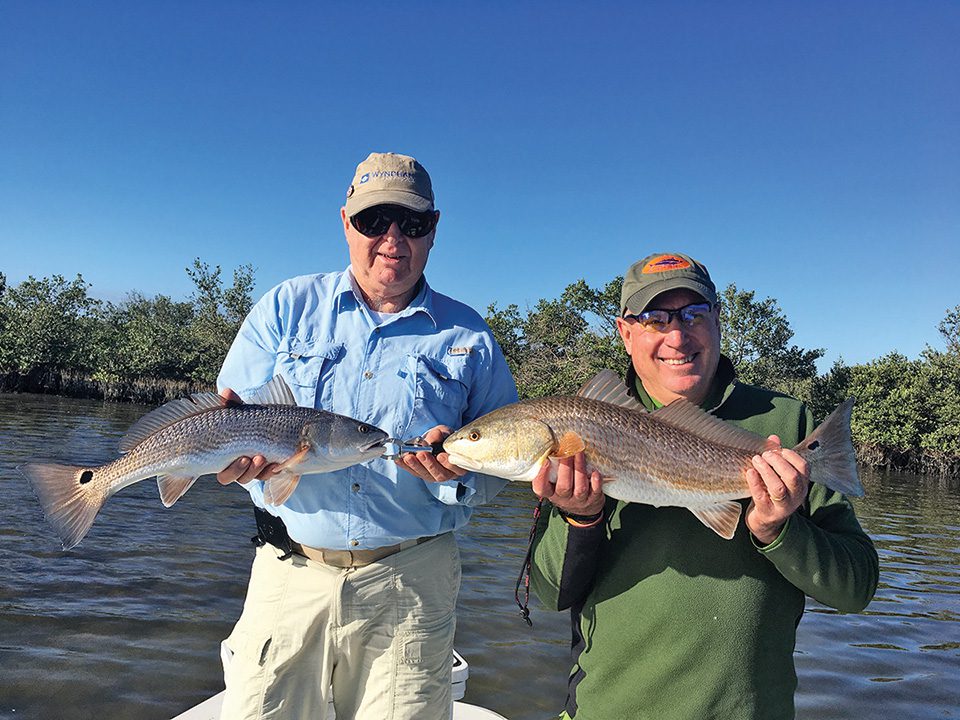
0,394,958,720
793,469,960,719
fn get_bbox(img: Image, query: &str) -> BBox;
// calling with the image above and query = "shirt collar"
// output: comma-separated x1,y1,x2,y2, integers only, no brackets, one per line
338,266,438,327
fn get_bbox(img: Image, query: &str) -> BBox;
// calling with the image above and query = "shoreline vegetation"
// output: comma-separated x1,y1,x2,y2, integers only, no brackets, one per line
2,263,958,477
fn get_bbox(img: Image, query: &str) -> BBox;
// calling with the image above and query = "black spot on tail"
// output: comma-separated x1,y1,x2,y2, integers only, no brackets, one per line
807,440,820,451
79,470,94,484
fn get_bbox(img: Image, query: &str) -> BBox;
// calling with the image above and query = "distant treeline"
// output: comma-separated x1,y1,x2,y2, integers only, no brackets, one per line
1,265,958,476
0,261,253,404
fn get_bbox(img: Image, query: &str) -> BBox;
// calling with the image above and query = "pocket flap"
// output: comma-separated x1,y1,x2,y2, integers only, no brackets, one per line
278,337,343,361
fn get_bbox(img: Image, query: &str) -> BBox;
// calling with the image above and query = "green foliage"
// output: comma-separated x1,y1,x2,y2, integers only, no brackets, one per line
847,353,929,468
184,259,255,384
938,304,960,354
0,274,100,378
719,283,823,394
916,310,960,472
486,277,626,399
0,261,254,398
806,358,853,424
837,306,960,474
94,293,196,383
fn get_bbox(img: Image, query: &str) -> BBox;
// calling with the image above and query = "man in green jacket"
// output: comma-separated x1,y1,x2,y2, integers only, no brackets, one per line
529,252,878,720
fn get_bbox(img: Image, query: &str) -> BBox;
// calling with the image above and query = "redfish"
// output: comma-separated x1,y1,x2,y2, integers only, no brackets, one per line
444,370,862,539
21,377,388,549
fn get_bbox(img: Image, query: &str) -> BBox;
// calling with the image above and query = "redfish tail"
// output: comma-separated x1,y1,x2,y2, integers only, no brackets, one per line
792,398,863,497
19,462,105,550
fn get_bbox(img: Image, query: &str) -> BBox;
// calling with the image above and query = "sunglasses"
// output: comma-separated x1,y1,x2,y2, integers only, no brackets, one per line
350,204,438,239
624,302,715,333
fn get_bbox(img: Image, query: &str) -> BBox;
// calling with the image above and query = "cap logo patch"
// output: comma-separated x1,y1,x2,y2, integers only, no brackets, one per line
642,255,691,274
359,173,370,184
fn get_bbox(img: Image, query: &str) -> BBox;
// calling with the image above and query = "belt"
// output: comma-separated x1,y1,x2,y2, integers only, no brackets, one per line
290,536,436,568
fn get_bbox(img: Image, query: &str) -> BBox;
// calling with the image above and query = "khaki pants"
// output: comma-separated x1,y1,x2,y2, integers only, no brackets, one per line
220,533,460,720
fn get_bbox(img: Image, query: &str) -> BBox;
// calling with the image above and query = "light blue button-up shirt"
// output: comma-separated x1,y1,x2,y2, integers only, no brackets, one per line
217,269,517,549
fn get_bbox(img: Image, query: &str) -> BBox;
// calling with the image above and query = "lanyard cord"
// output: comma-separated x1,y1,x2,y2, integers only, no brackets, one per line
514,497,544,626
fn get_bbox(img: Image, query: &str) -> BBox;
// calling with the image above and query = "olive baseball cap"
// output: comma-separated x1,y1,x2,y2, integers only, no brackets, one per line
344,152,435,216
620,252,717,316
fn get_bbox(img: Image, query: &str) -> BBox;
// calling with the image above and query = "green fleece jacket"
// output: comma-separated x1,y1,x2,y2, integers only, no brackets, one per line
530,358,879,720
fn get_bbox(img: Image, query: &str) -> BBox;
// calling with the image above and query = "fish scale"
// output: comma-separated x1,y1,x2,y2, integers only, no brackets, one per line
82,405,331,495
505,396,761,506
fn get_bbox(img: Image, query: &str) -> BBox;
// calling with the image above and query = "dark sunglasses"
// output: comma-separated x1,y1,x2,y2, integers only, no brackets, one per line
624,302,715,333
350,204,438,239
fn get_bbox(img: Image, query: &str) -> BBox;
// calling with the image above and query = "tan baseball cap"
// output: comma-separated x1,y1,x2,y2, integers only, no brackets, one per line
620,252,717,316
344,152,435,216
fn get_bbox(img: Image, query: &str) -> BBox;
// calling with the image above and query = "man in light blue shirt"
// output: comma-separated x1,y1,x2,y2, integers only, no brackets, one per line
215,152,517,720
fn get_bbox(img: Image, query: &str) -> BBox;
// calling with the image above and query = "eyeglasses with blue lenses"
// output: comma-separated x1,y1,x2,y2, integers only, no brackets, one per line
350,204,438,239
624,302,714,333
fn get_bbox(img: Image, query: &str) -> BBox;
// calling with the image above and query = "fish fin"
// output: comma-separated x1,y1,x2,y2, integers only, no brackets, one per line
242,376,298,406
653,400,771,455
274,444,311,472
19,462,105,550
119,392,228,453
576,370,645,411
156,475,199,507
263,473,301,506
553,431,586,458
261,443,311,506
690,502,742,540
793,397,863,497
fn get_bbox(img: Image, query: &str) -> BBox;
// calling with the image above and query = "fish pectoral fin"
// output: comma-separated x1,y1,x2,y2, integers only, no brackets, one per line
274,445,311,472
553,431,586,458
690,502,742,540
263,473,301,506
157,475,199,508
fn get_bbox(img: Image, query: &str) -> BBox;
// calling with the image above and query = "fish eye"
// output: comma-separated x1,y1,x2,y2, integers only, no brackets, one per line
358,424,370,434
468,430,481,441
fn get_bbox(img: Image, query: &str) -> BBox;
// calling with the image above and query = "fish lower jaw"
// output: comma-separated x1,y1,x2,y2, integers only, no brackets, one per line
445,452,483,472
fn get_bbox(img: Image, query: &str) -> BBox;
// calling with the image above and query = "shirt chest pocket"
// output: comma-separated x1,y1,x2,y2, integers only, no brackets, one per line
276,338,343,409
403,353,472,437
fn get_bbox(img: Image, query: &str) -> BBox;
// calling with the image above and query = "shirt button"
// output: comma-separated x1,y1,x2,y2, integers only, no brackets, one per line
352,483,360,492
350,539,359,547
363,371,374,379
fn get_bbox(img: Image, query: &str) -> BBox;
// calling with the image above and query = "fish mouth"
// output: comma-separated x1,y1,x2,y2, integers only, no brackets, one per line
445,452,482,472
363,437,388,452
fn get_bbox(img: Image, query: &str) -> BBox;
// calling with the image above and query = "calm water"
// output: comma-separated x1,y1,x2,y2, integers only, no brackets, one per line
0,393,957,720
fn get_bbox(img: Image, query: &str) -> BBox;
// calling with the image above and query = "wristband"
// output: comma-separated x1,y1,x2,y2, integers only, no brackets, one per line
557,508,604,528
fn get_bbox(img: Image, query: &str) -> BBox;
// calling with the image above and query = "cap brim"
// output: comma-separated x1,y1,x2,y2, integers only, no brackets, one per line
345,189,434,216
623,278,717,315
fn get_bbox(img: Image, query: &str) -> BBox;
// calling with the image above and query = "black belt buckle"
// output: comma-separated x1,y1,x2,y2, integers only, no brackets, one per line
252,506,295,560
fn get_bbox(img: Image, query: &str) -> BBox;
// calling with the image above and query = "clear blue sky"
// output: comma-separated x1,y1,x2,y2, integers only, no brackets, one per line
2,1,958,370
